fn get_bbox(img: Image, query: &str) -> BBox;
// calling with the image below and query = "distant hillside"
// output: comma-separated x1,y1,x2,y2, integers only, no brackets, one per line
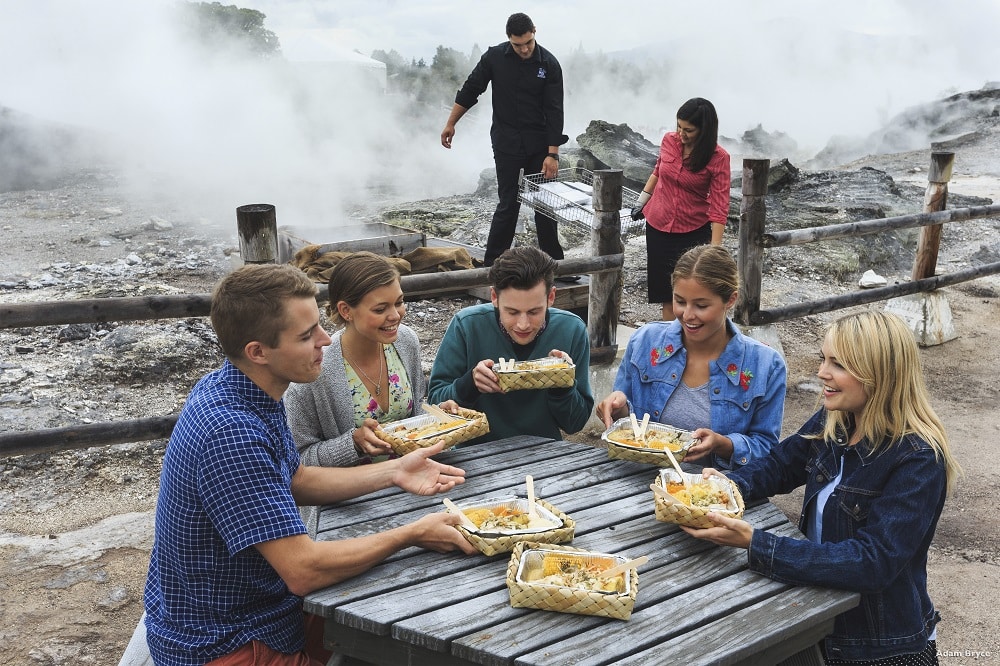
0,105,108,192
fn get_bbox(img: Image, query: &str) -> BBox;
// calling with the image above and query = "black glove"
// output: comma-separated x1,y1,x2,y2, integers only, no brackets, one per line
630,206,645,222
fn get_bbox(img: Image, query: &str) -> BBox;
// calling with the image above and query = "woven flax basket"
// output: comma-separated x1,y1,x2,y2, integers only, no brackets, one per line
603,418,696,466
495,358,575,393
652,469,745,529
457,498,575,556
375,408,489,456
506,542,638,620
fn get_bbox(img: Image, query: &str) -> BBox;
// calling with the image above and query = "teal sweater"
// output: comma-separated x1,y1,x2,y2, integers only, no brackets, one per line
428,303,593,442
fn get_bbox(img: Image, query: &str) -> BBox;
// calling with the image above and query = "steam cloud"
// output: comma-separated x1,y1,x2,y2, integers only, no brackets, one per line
2,0,998,232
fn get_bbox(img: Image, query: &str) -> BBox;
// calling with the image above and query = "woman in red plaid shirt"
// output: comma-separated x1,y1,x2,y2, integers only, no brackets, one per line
631,98,732,321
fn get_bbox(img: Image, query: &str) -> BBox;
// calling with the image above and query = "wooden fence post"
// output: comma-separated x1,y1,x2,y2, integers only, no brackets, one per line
589,169,624,365
734,159,770,326
236,203,278,264
911,152,955,280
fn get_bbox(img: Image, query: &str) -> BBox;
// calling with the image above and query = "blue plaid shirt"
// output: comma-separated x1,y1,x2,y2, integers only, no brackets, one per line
144,361,308,666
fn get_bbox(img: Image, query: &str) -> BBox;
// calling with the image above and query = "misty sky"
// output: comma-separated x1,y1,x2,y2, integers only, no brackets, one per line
254,0,1000,142
2,0,998,231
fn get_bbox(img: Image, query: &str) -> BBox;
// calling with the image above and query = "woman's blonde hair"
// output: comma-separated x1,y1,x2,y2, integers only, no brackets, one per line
822,311,962,493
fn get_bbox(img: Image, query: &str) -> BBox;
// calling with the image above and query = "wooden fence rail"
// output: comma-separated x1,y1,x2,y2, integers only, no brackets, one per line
0,255,624,459
2,173,627,458
6,153,998,457
761,204,1000,247
735,151,1000,326
0,416,179,459
748,262,1000,325
0,255,622,330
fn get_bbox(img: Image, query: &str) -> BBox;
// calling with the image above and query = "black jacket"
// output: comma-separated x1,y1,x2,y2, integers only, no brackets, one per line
454,41,568,156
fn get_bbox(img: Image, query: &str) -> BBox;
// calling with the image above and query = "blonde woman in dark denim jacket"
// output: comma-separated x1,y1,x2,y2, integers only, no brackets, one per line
685,311,962,664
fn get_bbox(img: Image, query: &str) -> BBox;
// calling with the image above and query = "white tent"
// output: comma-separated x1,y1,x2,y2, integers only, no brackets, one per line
279,29,386,93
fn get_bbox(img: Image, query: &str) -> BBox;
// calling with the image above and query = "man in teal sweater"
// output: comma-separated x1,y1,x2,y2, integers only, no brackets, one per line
428,246,593,442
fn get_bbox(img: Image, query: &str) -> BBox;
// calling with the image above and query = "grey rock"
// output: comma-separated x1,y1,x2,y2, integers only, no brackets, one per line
796,380,823,394
96,585,132,610
58,324,93,342
734,124,800,159
574,120,658,191
970,244,1000,266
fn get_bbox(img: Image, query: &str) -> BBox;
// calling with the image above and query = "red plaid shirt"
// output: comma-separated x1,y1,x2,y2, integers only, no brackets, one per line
643,132,731,233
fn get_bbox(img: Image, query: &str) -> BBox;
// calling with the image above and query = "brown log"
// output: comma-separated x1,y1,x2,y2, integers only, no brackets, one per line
912,152,955,280
750,261,1000,325
734,159,770,326
0,415,179,458
1,294,213,328
588,170,625,365
0,256,624,330
236,203,278,264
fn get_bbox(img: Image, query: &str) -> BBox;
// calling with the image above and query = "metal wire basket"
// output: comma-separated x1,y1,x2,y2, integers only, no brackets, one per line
517,167,643,237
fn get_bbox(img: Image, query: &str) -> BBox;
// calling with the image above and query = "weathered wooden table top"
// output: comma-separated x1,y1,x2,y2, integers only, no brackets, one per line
305,435,858,666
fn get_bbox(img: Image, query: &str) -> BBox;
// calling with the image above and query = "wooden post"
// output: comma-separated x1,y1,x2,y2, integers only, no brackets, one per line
236,203,278,264
911,152,955,280
734,159,770,326
589,169,624,365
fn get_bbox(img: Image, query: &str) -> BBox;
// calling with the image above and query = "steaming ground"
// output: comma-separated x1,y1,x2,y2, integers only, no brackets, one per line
1,161,999,664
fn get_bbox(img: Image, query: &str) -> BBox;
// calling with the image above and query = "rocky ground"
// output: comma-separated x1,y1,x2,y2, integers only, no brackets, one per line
2,137,1000,663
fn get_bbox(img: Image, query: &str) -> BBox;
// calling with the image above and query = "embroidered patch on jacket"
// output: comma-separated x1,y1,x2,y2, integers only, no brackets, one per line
537,67,547,79
650,344,674,366
726,363,754,390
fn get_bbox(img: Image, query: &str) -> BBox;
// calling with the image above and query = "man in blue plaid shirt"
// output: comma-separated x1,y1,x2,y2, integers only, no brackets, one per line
143,264,477,666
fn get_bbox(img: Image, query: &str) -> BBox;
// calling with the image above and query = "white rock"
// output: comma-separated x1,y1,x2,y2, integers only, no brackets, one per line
859,269,887,288
148,216,173,231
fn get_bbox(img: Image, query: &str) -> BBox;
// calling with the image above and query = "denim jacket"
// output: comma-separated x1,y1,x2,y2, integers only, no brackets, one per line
613,319,786,468
730,409,946,661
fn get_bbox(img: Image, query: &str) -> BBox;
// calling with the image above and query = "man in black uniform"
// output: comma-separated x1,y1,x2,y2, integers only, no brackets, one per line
440,12,568,267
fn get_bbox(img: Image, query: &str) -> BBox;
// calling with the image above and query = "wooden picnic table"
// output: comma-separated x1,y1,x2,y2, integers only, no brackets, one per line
304,435,859,666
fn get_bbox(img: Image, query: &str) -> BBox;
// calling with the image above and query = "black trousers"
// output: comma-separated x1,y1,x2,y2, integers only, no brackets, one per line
485,150,564,266
645,223,712,304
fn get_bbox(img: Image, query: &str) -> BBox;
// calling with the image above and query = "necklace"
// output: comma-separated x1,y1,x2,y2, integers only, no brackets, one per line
346,345,385,396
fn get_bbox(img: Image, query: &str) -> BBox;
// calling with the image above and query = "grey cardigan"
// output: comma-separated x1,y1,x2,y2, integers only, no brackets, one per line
285,323,427,467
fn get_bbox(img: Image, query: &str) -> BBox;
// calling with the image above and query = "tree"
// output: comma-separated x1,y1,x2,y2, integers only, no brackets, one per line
371,48,407,77
176,1,281,58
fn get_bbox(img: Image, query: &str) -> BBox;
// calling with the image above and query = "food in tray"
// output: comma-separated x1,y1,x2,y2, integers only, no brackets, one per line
495,358,570,373
386,418,469,441
527,554,624,593
462,505,557,531
666,479,733,509
607,427,687,452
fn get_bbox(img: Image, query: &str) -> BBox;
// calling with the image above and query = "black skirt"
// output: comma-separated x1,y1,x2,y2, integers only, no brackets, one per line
645,223,712,304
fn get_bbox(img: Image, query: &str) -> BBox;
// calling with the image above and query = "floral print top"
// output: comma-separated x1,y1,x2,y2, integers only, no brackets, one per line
344,344,414,462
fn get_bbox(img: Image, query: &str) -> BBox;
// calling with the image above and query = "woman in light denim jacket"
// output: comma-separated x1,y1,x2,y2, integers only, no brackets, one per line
596,245,787,468
685,311,962,664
